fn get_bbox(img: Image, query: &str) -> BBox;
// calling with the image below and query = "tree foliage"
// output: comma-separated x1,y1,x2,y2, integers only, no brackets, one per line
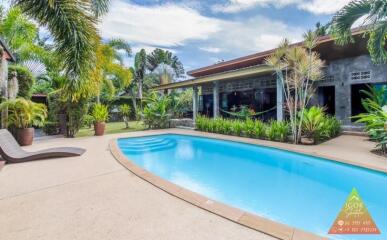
0,98,47,128
8,65,35,99
13,0,110,100
265,31,325,144
330,0,387,64
147,48,185,78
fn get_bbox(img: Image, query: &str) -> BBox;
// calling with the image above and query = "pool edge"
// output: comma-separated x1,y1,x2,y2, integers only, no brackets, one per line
109,137,328,240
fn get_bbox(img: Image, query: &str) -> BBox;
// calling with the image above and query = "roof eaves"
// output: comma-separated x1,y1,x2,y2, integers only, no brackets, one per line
187,27,367,77
0,38,16,62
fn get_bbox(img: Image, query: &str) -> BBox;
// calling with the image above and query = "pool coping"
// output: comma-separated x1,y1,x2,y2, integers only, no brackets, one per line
109,131,331,240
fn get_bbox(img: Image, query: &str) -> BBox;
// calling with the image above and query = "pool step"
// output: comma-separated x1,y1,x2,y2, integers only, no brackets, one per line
119,138,172,147
119,138,177,154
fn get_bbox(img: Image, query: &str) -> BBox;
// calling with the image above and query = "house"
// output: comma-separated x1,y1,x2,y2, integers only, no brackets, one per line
0,38,16,97
154,28,387,127
0,38,16,129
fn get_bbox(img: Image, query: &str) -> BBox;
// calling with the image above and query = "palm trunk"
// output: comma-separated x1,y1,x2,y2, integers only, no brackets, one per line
138,79,143,110
130,88,137,113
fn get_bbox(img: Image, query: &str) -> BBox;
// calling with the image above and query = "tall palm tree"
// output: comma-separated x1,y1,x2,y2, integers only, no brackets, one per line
147,48,184,79
134,49,147,108
0,6,52,78
330,0,387,64
13,0,111,99
92,39,132,103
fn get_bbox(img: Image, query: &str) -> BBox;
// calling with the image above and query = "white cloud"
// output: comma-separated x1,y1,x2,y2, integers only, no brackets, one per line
199,47,223,53
99,1,305,69
212,0,351,15
298,0,352,15
210,16,304,54
132,45,176,55
99,0,221,47
212,0,301,13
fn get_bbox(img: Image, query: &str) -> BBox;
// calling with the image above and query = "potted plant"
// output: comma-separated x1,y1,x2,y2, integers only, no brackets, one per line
0,98,47,146
92,104,109,136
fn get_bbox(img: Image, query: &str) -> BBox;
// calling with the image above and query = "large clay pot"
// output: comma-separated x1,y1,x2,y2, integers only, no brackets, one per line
94,122,106,136
301,136,315,145
16,128,34,146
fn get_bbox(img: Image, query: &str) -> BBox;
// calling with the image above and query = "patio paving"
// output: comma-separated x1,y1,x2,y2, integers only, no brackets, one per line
0,129,385,240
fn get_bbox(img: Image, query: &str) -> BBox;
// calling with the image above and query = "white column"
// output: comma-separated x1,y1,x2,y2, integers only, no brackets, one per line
0,55,8,129
276,77,284,121
213,81,219,118
192,85,198,121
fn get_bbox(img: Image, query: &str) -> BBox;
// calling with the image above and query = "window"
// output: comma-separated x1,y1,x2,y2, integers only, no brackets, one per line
322,75,334,82
351,71,371,81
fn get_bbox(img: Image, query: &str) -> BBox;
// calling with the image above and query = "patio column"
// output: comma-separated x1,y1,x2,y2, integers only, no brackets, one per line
192,85,198,121
276,77,284,121
0,54,8,129
213,81,219,118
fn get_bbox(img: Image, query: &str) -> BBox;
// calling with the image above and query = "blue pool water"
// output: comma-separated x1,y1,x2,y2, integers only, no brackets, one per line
118,134,387,240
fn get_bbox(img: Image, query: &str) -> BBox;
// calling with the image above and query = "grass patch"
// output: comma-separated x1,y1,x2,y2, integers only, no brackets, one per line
76,121,146,138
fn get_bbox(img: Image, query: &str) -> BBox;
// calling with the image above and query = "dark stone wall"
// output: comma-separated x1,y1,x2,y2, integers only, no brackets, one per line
313,55,387,125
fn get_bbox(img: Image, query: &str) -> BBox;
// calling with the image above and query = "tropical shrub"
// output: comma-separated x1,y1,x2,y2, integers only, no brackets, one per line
196,116,287,141
300,106,326,140
266,120,289,142
0,98,47,128
66,99,89,138
82,114,94,128
354,86,387,154
356,104,387,153
92,104,109,123
196,112,338,144
301,106,341,142
171,89,193,118
8,65,35,99
142,93,172,129
43,121,59,135
119,104,131,128
322,116,341,139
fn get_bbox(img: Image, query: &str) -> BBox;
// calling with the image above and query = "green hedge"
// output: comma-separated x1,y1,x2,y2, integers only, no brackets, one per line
195,116,289,142
196,113,341,144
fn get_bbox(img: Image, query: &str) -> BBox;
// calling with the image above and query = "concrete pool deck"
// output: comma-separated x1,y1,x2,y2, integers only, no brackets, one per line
0,129,385,240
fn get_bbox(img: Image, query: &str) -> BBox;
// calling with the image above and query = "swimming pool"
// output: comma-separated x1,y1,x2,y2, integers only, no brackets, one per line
117,134,387,240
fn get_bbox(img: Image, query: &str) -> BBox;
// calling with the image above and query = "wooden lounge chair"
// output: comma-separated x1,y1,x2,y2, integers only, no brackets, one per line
0,129,86,163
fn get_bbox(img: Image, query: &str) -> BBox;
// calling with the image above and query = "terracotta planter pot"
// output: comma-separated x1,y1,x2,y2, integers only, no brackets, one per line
16,128,34,146
301,136,315,145
94,122,106,136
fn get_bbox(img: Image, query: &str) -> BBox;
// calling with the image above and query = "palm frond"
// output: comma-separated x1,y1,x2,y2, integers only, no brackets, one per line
90,0,110,18
14,0,99,87
330,0,372,45
107,38,132,58
367,20,387,64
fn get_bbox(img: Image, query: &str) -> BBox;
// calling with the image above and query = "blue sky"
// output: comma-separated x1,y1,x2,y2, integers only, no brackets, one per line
99,0,351,76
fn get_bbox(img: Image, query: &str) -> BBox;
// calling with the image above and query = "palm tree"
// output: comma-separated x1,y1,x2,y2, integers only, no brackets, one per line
134,49,147,108
13,0,111,98
147,48,184,79
265,31,324,144
330,0,387,64
0,7,49,65
92,39,133,103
